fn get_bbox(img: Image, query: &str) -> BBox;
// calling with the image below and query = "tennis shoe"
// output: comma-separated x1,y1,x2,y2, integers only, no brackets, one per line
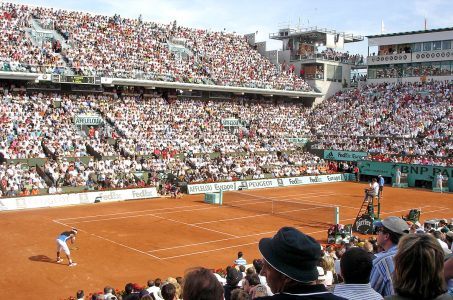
57,258,63,263
69,262,77,267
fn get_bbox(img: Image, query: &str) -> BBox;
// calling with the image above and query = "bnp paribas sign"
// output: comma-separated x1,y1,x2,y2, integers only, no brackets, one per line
324,150,367,161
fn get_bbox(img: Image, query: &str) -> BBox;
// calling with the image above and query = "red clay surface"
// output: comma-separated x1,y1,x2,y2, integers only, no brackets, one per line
0,182,452,299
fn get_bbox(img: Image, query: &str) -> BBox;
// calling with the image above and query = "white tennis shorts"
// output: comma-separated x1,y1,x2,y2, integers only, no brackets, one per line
56,239,70,255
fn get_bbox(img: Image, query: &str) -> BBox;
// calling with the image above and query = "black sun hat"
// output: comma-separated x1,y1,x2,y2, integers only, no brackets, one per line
258,227,321,282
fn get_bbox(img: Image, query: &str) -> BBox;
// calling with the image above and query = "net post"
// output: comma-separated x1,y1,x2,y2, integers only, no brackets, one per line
219,190,223,205
334,206,340,225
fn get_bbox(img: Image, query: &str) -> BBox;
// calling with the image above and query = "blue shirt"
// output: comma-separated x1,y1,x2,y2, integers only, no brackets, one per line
378,177,385,187
234,257,247,266
370,245,398,297
334,283,383,300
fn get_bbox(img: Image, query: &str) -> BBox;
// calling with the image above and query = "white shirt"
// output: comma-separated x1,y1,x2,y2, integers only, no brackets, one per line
372,182,379,194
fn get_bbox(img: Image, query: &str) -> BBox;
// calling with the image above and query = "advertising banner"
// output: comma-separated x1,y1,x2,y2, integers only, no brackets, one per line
187,174,351,194
0,187,158,211
324,150,368,161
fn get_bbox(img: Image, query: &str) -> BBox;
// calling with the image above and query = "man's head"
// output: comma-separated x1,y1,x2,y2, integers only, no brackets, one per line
340,247,374,284
161,283,176,300
258,227,321,293
252,259,263,274
374,216,409,250
237,251,243,258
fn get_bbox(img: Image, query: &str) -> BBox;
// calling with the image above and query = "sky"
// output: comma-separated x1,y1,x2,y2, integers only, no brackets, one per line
8,0,453,56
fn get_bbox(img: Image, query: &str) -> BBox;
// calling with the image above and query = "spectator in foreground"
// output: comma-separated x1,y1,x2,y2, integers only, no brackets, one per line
161,282,177,300
333,247,382,300
385,234,450,300
370,217,409,297
123,283,139,300
182,267,224,300
76,290,84,300
224,266,243,300
256,226,346,299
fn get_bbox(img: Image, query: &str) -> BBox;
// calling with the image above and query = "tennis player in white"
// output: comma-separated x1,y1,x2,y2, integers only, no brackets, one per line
56,228,78,267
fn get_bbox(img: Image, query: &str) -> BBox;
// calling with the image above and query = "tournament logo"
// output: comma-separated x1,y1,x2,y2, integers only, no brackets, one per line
325,151,335,160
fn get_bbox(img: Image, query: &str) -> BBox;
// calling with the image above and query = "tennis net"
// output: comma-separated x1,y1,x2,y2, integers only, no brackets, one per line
221,191,339,227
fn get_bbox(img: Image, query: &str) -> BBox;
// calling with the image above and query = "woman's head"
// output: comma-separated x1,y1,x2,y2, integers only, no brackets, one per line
393,233,447,299
243,274,260,293
182,267,224,300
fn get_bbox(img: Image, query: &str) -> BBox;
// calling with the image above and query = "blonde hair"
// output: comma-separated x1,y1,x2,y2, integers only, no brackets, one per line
319,255,335,273
166,277,182,299
393,234,447,299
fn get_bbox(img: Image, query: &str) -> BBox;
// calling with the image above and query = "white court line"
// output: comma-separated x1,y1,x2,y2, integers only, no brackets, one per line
52,219,162,259
59,192,341,225
160,228,328,260
151,206,451,257
235,192,359,210
149,213,238,238
193,213,269,225
55,203,205,221
148,228,290,253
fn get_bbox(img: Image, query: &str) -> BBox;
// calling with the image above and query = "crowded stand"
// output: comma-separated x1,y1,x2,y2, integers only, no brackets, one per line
0,162,47,197
0,2,313,91
309,81,452,160
0,79,452,196
146,151,327,184
309,81,452,138
301,48,364,65
0,3,65,73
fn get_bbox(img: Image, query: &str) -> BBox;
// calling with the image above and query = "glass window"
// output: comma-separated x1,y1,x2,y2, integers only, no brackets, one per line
423,42,432,51
432,62,441,75
411,63,421,77
412,43,421,52
433,41,442,51
442,40,451,50
440,61,451,75
421,62,432,76
368,68,377,79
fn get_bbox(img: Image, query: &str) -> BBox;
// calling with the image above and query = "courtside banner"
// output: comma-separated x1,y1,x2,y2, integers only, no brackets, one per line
324,150,367,161
187,175,350,194
280,174,349,186
0,187,158,211
187,179,279,194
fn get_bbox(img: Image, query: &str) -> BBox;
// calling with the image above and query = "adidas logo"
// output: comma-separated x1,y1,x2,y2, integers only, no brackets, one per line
326,151,335,159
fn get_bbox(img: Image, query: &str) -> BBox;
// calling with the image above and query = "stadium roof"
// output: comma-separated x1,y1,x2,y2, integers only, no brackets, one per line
270,26,364,43
366,27,453,38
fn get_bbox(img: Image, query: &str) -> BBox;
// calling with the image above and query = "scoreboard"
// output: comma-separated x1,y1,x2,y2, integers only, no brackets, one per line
51,75,101,85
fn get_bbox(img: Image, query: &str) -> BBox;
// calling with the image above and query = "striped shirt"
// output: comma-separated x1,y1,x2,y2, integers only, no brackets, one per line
333,283,383,300
370,245,398,297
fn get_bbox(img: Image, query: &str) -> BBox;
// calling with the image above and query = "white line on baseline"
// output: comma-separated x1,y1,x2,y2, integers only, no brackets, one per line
161,228,328,260
88,233,162,259
52,219,162,259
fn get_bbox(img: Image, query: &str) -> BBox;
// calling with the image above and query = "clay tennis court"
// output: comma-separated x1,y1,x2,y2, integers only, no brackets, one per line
0,182,452,299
